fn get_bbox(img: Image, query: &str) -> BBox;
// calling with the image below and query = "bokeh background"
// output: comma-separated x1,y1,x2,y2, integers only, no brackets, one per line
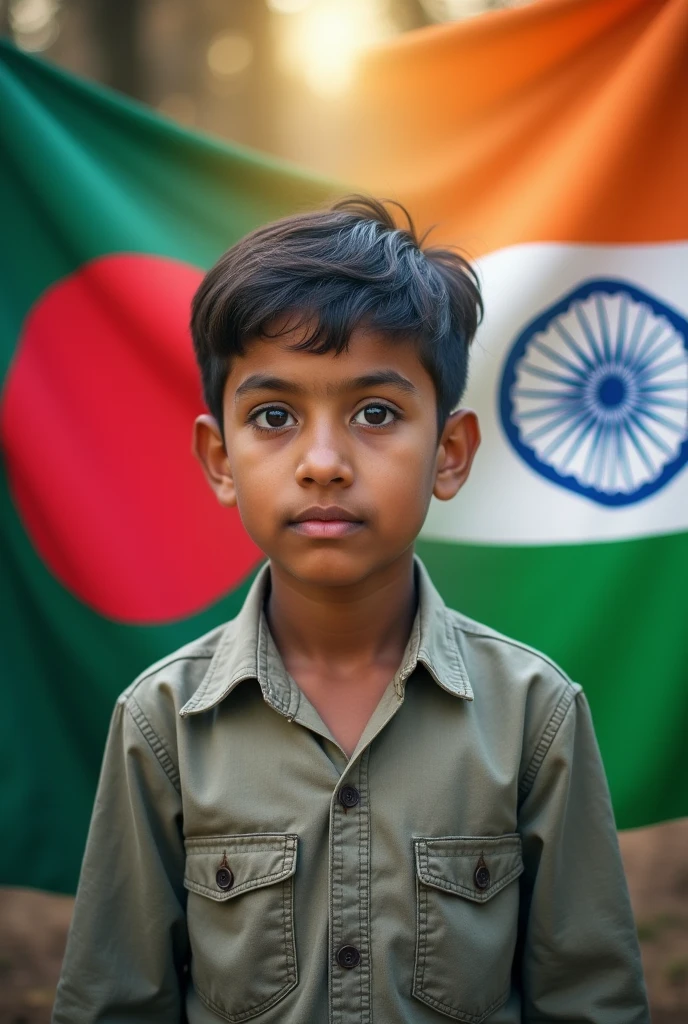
0,1,522,158
1,1,687,1021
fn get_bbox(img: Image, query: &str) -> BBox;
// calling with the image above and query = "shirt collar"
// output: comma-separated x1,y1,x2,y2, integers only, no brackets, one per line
179,554,473,718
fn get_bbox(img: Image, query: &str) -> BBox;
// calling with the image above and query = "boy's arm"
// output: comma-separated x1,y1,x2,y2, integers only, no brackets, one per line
52,693,189,1023
518,688,650,1023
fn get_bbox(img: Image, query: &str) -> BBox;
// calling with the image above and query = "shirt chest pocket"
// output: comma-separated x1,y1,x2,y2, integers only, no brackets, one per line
183,833,298,1022
413,834,523,1023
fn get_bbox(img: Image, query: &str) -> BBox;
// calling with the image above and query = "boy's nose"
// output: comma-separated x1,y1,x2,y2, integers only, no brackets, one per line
295,436,353,488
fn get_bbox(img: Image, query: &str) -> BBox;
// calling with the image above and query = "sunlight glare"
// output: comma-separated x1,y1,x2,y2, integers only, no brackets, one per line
277,0,395,98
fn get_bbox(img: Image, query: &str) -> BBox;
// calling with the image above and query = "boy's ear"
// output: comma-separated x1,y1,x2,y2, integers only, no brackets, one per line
433,409,481,502
192,414,237,507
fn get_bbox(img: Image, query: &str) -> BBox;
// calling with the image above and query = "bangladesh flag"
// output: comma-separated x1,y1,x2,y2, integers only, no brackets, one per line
0,39,334,892
332,0,688,829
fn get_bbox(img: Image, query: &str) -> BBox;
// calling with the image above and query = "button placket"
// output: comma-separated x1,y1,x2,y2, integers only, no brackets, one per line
325,679,406,1024
329,751,372,1024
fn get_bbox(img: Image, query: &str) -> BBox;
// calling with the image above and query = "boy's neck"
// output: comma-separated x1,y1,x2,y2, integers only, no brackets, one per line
265,550,417,675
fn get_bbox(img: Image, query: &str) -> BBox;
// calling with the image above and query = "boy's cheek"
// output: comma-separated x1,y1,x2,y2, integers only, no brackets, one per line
229,434,435,530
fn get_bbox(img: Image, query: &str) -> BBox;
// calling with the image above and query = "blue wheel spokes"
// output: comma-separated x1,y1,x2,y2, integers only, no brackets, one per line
500,279,688,506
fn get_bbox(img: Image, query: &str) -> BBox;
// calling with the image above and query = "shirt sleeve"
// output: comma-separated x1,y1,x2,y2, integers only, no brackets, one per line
517,688,650,1023
52,693,189,1023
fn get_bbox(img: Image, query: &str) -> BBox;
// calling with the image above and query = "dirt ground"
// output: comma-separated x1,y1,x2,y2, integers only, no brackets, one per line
1,818,687,1022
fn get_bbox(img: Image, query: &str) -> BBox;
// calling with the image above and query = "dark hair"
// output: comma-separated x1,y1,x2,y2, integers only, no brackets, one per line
191,195,483,438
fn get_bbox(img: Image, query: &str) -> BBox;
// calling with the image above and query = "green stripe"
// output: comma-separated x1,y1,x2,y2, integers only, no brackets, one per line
417,531,688,830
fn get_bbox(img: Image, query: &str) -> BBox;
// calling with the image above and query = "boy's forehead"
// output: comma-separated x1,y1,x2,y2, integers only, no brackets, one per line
225,326,432,399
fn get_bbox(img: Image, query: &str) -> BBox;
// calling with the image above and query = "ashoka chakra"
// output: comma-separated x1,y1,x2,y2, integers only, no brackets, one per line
499,279,688,507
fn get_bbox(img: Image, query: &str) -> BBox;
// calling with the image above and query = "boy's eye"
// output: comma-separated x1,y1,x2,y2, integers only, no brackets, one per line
252,407,296,430
353,404,396,427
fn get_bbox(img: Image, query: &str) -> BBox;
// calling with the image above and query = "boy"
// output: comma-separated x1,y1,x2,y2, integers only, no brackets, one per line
53,196,649,1023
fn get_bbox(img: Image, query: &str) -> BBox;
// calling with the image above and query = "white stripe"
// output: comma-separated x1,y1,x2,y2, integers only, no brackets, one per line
422,242,688,546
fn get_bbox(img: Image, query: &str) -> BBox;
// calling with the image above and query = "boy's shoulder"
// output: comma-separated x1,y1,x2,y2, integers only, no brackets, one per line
448,604,575,691
444,603,582,743
123,603,577,695
116,620,229,736
116,588,582,775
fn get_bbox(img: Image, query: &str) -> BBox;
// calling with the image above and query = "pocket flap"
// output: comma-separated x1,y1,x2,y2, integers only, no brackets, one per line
414,834,523,904
184,833,298,902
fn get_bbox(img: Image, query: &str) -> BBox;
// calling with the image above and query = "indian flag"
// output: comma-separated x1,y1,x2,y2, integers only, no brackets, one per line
328,0,688,829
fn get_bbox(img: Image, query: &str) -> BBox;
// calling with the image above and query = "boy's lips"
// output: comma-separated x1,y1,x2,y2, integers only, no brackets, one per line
288,505,365,539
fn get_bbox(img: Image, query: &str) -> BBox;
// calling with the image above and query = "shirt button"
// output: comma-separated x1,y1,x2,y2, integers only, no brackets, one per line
474,861,490,890
216,866,234,890
336,945,361,969
339,785,360,809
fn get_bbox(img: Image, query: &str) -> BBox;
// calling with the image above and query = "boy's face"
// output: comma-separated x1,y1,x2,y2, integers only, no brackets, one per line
193,325,479,588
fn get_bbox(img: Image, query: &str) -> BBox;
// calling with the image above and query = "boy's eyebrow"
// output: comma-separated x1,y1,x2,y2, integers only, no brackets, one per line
331,371,419,397
234,369,419,402
234,374,306,402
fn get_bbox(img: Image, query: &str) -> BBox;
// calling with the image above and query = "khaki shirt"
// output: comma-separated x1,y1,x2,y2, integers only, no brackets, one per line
53,556,649,1024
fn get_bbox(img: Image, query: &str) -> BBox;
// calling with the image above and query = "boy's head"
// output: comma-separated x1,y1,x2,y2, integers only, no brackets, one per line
192,195,482,441
191,195,483,587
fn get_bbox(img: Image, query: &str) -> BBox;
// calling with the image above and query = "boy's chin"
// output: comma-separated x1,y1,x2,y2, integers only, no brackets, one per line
271,547,402,589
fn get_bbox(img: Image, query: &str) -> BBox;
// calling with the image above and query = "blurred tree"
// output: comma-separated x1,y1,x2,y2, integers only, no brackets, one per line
0,0,522,164
90,0,145,99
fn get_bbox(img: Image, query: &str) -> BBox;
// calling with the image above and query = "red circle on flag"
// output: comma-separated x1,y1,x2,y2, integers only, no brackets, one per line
0,253,262,624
